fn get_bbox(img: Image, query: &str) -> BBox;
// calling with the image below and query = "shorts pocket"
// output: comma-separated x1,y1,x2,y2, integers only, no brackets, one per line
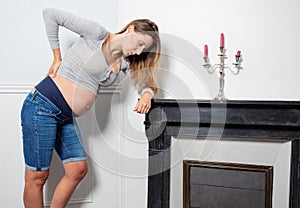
36,104,61,116
34,95,61,116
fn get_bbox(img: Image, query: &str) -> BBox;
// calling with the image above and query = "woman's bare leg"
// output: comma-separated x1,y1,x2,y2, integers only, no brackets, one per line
50,160,88,208
23,169,50,208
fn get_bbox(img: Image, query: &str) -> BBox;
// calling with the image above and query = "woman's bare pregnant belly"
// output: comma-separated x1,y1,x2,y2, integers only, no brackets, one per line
51,75,96,116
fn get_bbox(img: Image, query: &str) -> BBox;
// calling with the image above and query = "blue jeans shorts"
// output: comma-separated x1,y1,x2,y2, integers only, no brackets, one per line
21,88,87,171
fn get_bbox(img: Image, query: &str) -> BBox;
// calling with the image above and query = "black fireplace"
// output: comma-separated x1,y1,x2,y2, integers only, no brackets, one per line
144,99,300,208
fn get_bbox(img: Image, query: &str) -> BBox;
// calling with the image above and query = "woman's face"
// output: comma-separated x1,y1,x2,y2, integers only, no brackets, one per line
122,29,153,57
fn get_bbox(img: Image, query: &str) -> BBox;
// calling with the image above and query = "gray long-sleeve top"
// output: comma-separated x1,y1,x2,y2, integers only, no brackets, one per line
42,8,153,96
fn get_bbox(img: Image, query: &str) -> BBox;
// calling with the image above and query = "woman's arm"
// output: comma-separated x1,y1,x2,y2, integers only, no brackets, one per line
134,87,154,114
42,8,108,50
120,58,154,114
42,8,108,77
46,49,62,77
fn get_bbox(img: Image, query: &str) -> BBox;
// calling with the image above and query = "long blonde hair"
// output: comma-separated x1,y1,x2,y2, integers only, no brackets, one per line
117,19,161,94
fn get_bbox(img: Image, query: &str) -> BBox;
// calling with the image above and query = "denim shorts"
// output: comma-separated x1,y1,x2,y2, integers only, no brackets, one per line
21,88,87,171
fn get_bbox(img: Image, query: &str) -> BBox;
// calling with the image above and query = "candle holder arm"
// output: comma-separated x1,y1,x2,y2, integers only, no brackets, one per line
203,57,221,74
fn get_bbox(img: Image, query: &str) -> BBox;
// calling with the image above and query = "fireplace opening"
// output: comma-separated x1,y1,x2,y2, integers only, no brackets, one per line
183,160,273,208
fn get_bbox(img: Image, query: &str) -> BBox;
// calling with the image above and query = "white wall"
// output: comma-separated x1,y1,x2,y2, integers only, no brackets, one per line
0,92,28,207
122,0,300,101
1,0,300,207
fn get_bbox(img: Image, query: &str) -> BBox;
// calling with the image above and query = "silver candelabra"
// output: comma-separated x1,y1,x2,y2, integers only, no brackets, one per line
203,47,242,101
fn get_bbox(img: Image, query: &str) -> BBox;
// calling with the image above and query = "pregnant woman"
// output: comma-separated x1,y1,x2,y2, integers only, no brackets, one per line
20,8,161,207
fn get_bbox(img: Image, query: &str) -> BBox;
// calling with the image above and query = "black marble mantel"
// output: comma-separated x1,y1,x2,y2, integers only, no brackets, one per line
144,99,300,208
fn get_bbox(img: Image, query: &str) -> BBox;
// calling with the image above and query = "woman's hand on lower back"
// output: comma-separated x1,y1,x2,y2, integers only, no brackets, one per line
46,59,61,78
46,48,62,78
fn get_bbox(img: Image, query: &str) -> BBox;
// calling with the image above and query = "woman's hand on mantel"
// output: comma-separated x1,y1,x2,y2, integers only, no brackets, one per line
134,92,152,114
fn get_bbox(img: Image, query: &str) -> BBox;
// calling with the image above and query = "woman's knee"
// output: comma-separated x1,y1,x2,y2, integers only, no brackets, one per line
64,161,88,181
25,169,50,187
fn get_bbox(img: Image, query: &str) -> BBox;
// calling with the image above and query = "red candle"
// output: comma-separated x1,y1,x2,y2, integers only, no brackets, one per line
204,45,208,57
236,50,241,56
220,33,224,47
